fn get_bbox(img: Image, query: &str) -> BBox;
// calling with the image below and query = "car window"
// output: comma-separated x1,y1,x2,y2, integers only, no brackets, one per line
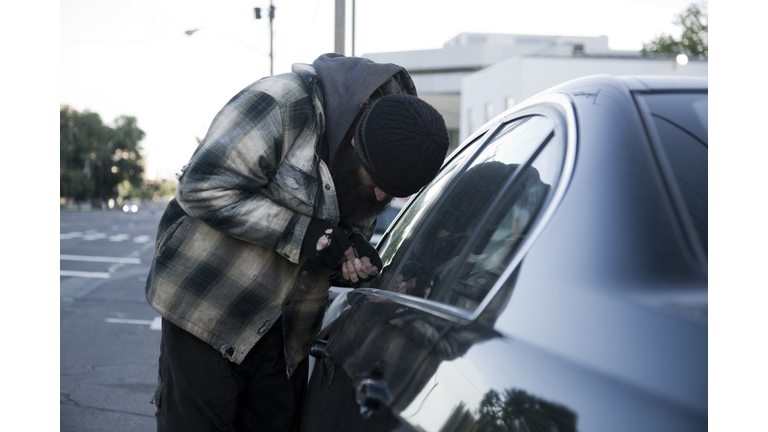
374,115,561,312
374,130,487,264
636,92,708,256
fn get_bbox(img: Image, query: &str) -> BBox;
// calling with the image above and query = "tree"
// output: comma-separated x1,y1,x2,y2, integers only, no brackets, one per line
641,1,708,59
60,170,93,202
60,106,146,205
474,388,577,432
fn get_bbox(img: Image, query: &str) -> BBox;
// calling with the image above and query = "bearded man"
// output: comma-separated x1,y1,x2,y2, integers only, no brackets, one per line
144,53,449,432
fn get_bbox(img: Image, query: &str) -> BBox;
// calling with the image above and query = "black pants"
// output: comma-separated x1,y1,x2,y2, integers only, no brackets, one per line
154,317,308,432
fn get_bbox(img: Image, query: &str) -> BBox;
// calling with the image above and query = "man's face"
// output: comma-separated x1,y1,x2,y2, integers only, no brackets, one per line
330,140,394,221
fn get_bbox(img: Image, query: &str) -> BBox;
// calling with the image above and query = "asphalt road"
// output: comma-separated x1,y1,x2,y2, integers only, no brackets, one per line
60,202,166,432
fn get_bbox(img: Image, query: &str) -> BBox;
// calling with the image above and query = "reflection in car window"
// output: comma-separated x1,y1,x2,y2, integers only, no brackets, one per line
375,115,561,312
637,92,708,255
375,131,488,266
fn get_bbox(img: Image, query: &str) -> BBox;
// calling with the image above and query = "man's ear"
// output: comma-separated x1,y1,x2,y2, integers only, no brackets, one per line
351,137,356,147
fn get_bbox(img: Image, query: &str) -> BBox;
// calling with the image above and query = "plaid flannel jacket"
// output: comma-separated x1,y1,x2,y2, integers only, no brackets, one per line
145,63,375,377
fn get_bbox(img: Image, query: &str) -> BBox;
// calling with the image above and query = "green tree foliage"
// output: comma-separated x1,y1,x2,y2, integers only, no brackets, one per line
60,106,146,204
60,170,93,202
143,178,178,201
641,1,708,58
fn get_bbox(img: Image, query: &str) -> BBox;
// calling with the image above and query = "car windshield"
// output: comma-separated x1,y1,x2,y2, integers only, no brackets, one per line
636,92,708,256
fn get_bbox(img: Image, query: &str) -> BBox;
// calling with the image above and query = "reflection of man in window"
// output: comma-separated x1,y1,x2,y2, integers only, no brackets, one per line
383,161,550,310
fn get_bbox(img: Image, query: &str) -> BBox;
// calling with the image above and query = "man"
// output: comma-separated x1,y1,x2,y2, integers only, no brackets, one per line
145,53,449,431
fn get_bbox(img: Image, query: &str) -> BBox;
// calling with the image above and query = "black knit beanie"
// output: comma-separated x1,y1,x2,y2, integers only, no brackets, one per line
354,94,449,197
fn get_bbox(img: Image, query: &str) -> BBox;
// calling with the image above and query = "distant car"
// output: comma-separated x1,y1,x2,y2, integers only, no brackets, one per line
303,75,707,432
122,200,140,213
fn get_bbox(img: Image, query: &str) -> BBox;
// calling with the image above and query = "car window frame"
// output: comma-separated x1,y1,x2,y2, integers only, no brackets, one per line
358,92,579,324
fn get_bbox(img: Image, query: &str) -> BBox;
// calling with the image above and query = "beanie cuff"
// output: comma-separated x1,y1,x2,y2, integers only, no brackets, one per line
355,144,414,197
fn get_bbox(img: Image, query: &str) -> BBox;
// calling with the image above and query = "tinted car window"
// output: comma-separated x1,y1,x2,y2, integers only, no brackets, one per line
637,92,708,255
374,130,487,264
375,115,560,312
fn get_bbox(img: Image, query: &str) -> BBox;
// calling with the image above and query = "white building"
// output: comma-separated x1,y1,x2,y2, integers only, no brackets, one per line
363,33,707,149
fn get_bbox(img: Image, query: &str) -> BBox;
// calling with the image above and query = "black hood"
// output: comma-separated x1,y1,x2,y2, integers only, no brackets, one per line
312,53,417,163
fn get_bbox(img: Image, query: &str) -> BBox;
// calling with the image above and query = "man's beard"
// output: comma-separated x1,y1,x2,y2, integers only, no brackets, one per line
330,143,393,221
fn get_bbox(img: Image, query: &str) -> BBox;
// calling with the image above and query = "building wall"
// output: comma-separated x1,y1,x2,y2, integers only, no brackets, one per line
361,33,708,151
460,56,708,140
363,33,615,94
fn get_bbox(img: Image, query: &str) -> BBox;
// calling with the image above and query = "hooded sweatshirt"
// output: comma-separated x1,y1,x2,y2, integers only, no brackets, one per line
312,53,417,164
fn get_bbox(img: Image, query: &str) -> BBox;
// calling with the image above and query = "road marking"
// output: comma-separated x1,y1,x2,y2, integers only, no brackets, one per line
60,232,83,240
105,316,162,331
83,232,107,241
60,270,110,278
60,255,141,264
105,318,152,325
109,234,130,242
133,235,151,243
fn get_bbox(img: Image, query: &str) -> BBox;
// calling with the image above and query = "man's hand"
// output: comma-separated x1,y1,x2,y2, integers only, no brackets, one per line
339,233,383,284
391,273,418,294
379,262,431,298
302,219,352,268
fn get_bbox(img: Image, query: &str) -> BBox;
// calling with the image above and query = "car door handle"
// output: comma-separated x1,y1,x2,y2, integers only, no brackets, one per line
354,376,393,418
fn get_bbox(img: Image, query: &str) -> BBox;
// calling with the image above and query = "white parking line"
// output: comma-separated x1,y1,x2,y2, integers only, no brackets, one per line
60,270,110,278
105,316,162,330
83,233,107,241
109,234,131,242
105,318,152,325
60,255,141,264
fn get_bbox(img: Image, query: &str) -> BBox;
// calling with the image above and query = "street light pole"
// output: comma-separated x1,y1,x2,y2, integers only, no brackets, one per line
352,0,355,56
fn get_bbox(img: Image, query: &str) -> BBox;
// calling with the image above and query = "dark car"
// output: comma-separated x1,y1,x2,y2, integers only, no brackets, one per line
303,75,707,432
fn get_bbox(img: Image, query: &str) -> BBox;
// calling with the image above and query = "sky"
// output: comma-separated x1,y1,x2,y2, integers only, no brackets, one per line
60,0,700,180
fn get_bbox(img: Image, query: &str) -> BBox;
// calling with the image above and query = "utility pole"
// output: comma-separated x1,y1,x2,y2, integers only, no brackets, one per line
352,0,355,56
334,0,345,54
254,1,275,75
269,0,274,75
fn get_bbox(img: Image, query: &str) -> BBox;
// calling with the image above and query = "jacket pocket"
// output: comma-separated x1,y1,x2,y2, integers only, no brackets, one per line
271,161,318,208
156,215,188,264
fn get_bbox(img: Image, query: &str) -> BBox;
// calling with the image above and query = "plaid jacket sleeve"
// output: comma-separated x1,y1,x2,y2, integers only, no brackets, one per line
175,75,320,264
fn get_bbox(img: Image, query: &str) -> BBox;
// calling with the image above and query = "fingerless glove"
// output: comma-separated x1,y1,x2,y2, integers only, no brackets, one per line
302,219,352,268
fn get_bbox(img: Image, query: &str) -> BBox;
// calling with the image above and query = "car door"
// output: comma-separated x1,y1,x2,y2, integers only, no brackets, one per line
301,97,574,432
